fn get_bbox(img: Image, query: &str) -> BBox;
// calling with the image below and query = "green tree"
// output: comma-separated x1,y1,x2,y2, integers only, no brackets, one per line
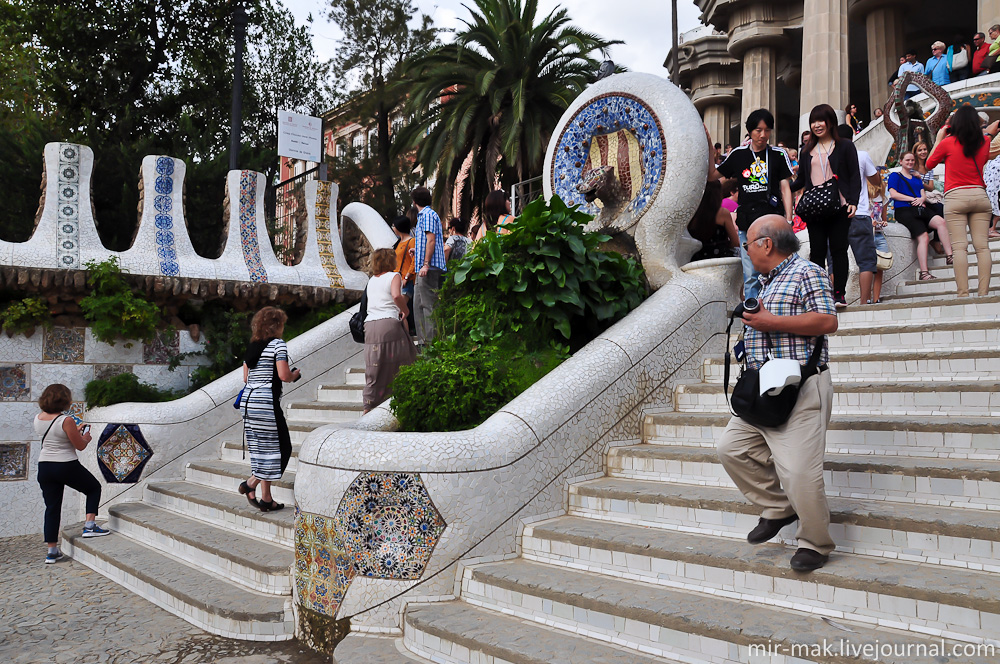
325,0,438,218
395,0,620,218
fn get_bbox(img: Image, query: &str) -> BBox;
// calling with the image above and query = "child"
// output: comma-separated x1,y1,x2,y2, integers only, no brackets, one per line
870,178,889,304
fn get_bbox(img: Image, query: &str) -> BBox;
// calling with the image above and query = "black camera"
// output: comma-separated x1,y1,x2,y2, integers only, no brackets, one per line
733,297,760,319
291,367,302,383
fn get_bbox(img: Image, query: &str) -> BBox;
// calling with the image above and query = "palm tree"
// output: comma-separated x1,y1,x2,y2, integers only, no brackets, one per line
394,0,620,218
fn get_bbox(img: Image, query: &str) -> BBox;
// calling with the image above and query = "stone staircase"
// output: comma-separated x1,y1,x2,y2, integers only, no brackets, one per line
61,359,366,641
382,240,1000,663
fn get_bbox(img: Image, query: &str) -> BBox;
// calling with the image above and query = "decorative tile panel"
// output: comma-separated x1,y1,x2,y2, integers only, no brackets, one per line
94,364,132,381
142,331,179,364
295,508,355,618
0,364,30,401
43,327,84,363
56,143,82,269
314,182,344,288
96,423,152,483
550,93,666,230
333,472,446,580
0,443,29,480
239,171,268,283
64,401,86,426
153,157,180,277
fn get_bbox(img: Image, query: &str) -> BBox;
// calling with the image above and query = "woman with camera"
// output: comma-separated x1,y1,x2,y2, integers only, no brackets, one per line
926,105,997,296
888,152,953,281
35,383,109,564
239,307,298,512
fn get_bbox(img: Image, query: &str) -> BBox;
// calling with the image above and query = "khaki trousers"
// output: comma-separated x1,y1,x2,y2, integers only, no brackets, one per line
944,187,993,297
717,370,835,556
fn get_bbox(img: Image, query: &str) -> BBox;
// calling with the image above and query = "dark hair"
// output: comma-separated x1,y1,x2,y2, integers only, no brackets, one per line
39,383,72,414
721,179,739,197
410,186,432,208
906,48,917,57
250,306,288,342
804,104,841,154
976,32,986,40
755,220,801,254
392,215,411,234
714,142,721,150
949,104,986,158
483,190,508,223
836,123,854,141
448,217,469,235
844,104,855,117
688,180,725,245
371,247,397,274
406,205,418,228
745,108,775,134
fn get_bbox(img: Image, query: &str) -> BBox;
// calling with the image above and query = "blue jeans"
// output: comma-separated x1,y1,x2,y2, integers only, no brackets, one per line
738,229,762,299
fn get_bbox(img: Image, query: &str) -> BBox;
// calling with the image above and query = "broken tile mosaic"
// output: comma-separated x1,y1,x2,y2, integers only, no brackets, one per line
0,443,29,481
295,508,355,618
96,423,153,483
43,327,84,363
0,364,30,401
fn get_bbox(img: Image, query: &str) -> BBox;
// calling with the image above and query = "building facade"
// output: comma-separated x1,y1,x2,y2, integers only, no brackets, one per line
670,0,998,145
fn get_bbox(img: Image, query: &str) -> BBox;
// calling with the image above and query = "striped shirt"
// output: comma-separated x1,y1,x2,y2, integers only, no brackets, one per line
745,253,834,370
414,207,447,272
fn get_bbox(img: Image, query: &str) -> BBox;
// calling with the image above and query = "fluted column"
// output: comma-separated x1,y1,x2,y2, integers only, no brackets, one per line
865,6,905,112
800,0,850,132
741,46,778,129
703,104,734,147
983,0,1000,28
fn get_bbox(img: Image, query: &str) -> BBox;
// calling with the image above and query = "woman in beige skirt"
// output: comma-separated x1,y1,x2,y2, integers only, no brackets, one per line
363,248,417,412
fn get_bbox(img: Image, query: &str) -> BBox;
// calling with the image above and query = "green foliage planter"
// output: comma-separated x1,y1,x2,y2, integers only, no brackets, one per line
79,257,161,346
391,196,647,432
1,296,52,337
84,372,179,409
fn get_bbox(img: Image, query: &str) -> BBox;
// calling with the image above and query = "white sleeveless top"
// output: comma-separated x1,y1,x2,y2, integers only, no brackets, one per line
34,415,78,463
365,272,401,323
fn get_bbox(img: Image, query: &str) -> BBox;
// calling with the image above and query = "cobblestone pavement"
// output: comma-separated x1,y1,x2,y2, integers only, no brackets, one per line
0,534,329,664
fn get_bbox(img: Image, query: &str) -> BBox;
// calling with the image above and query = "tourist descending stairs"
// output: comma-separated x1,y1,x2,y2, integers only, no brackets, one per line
383,238,1000,663
60,360,366,640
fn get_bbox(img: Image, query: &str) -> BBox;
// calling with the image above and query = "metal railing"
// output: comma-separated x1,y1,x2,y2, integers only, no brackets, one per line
511,176,543,216
273,166,320,264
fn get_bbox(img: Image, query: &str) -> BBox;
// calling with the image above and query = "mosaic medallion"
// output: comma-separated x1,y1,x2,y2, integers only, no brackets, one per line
96,423,153,483
0,364,30,401
239,171,268,283
153,157,180,277
43,327,84,363
0,443,29,481
333,472,446,580
142,330,179,364
295,509,355,618
56,144,82,269
314,182,345,288
550,93,666,230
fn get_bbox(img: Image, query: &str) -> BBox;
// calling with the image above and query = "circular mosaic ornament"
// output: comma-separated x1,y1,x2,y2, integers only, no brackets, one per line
550,93,666,231
155,157,175,176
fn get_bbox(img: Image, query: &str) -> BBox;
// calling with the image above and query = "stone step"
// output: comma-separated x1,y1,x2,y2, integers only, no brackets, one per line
673,380,1000,417
221,439,302,472
523,516,1000,645
459,559,994,664
568,478,1000,570
925,262,1000,280
62,524,294,641
702,348,1000,384
827,318,1000,350
895,274,1000,296
928,247,1000,269
145,480,295,547
345,366,365,386
289,421,323,444
834,293,1000,326
108,502,292,594
607,444,1000,510
286,400,365,423
642,412,1000,459
333,634,431,664
317,384,363,404
402,601,665,664
185,460,295,506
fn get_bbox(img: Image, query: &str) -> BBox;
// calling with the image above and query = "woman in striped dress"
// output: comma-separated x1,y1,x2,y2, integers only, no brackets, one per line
239,307,299,512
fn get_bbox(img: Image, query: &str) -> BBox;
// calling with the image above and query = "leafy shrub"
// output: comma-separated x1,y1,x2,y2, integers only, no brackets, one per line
171,303,250,390
84,372,179,409
79,257,161,346
390,340,566,432
1,296,52,336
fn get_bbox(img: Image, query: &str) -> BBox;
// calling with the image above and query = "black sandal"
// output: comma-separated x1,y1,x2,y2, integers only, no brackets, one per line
239,481,259,508
259,499,285,512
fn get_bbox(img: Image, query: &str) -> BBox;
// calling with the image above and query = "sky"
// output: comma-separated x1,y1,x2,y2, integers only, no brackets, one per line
284,0,705,76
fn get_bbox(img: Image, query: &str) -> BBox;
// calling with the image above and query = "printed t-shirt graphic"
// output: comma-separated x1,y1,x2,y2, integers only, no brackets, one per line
717,146,793,230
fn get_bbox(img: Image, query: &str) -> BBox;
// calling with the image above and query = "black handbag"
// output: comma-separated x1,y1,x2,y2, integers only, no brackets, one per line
349,290,368,344
795,176,840,219
723,308,825,428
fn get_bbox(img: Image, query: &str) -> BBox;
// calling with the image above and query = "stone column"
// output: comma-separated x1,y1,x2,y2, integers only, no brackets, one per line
703,104,733,147
799,0,850,133
982,0,1000,28
741,46,778,129
865,6,905,113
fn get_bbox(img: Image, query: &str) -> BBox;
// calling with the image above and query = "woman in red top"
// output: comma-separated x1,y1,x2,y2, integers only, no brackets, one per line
927,105,997,296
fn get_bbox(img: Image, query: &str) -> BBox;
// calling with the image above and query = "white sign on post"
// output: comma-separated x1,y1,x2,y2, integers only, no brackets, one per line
277,110,322,162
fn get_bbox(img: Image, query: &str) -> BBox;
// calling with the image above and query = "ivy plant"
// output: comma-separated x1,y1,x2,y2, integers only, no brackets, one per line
79,257,161,346
84,372,178,409
1,296,52,336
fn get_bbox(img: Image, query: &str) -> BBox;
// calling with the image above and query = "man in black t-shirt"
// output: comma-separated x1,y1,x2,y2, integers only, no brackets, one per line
709,108,794,299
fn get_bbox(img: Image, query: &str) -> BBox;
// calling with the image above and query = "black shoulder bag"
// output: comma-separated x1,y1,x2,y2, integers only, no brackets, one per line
723,309,825,428
349,289,368,344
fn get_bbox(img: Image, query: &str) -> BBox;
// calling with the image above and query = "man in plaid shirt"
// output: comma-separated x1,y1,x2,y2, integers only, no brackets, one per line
411,186,448,343
717,215,839,572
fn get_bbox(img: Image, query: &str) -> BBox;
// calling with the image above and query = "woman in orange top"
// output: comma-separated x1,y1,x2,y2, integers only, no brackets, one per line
392,215,416,334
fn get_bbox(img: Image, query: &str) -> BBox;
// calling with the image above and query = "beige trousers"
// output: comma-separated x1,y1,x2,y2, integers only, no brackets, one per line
717,370,835,556
944,187,993,297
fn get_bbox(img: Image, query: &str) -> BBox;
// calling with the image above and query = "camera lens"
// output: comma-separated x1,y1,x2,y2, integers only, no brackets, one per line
743,297,760,314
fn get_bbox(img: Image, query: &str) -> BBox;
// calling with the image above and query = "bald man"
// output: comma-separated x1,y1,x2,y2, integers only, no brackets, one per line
717,215,839,572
